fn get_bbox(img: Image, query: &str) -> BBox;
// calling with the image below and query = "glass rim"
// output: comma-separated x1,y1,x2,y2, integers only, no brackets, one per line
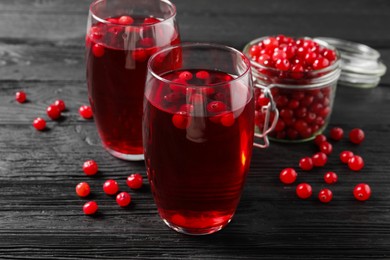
89,0,177,28
147,42,252,88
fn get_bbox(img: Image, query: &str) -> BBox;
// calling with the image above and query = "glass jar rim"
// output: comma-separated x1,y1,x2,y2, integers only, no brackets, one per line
147,42,252,88
89,0,177,28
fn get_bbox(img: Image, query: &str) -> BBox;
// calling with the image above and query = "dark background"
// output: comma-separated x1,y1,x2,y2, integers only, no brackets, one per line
0,0,390,259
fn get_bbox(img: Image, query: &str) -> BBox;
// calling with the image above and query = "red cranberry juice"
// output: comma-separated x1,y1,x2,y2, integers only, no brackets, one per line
144,70,255,231
86,16,180,155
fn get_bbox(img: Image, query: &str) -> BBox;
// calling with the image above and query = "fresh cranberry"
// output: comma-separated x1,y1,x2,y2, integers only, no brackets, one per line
33,117,46,131
79,105,93,119
299,157,314,171
83,201,98,215
322,49,337,61
126,173,143,189
46,105,61,120
324,172,338,184
330,127,343,141
249,45,261,58
274,119,286,132
353,183,371,201
132,48,147,62
76,182,91,197
92,43,105,57
314,134,327,146
312,152,327,167
257,54,272,66
15,91,27,103
103,180,119,195
172,111,191,129
296,183,312,199
294,119,308,133
116,192,131,207
143,17,160,25
276,95,289,107
312,57,330,70
179,71,193,81
291,64,304,79
340,150,354,164
118,15,134,25
275,59,290,71
280,108,293,119
54,99,66,112
139,37,154,48
196,71,210,80
257,94,270,107
220,112,235,127
83,160,98,176
288,100,300,110
349,128,365,144
319,141,333,155
348,155,364,171
279,168,297,184
318,189,333,203
272,50,287,61
206,101,227,114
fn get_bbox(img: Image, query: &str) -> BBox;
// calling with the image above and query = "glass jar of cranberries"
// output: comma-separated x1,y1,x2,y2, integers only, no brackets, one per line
243,35,341,142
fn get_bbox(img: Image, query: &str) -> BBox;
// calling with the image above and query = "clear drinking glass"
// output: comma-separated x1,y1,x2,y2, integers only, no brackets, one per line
86,0,180,160
143,43,255,235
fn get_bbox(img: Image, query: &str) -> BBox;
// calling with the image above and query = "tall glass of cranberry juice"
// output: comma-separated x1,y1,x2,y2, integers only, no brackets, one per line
86,0,180,160
144,44,255,235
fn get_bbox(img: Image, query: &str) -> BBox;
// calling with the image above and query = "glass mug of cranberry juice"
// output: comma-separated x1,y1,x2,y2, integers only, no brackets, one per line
143,43,256,235
86,0,180,160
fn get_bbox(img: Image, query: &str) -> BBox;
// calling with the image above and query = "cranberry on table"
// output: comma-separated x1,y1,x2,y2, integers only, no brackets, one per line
83,160,98,176
103,179,119,195
33,117,46,131
46,104,61,120
353,183,371,201
279,168,297,184
314,134,327,146
76,182,91,197
349,128,365,144
54,99,66,112
329,127,344,141
79,105,93,119
299,157,313,171
324,172,338,184
15,91,27,103
348,155,364,171
319,141,333,155
340,150,354,164
318,188,333,203
296,183,312,199
83,201,98,215
126,173,143,189
312,152,327,167
116,192,132,207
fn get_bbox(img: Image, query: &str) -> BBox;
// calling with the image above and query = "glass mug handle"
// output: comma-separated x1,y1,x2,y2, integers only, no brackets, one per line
254,83,279,148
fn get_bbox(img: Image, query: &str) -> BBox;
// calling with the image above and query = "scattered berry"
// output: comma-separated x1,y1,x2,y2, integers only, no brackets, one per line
15,91,27,103
296,183,312,199
299,157,313,171
116,192,131,207
126,173,143,189
54,99,66,112
319,141,333,155
83,160,98,176
353,183,371,201
312,152,327,167
76,182,91,197
324,172,338,184
348,155,364,171
318,188,333,203
46,104,61,120
314,134,327,146
340,150,354,164
329,127,343,141
79,105,93,119
103,179,119,195
279,168,297,184
33,117,46,131
349,128,365,144
83,201,98,215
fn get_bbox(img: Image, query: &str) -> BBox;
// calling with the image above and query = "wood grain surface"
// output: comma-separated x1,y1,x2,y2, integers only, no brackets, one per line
1,0,390,259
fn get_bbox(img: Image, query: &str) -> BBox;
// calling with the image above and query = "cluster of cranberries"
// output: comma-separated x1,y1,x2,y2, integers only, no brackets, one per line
279,127,371,202
77,159,144,215
15,91,93,131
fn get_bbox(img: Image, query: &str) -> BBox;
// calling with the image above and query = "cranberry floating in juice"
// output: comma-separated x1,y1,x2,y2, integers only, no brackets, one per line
86,0,180,160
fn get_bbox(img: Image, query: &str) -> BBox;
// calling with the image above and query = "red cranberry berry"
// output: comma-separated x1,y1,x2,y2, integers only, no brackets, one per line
79,105,93,119
353,183,371,201
172,111,191,129
116,192,131,207
143,17,160,25
103,179,119,195
33,117,46,131
206,101,227,114
132,48,147,62
83,201,98,215
314,134,327,146
54,99,66,112
279,168,297,184
46,104,61,120
179,71,193,81
319,141,333,155
296,183,312,199
312,152,327,167
348,155,364,171
318,188,333,203
340,150,354,164
324,172,338,184
118,15,134,25
15,91,27,103
126,173,143,189
92,43,105,57
329,127,343,141
83,160,98,176
196,71,210,80
349,128,365,144
299,157,313,171
76,182,91,197
220,112,235,127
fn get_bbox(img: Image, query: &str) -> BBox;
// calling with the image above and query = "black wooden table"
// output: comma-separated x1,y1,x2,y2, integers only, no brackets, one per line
1,0,390,259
